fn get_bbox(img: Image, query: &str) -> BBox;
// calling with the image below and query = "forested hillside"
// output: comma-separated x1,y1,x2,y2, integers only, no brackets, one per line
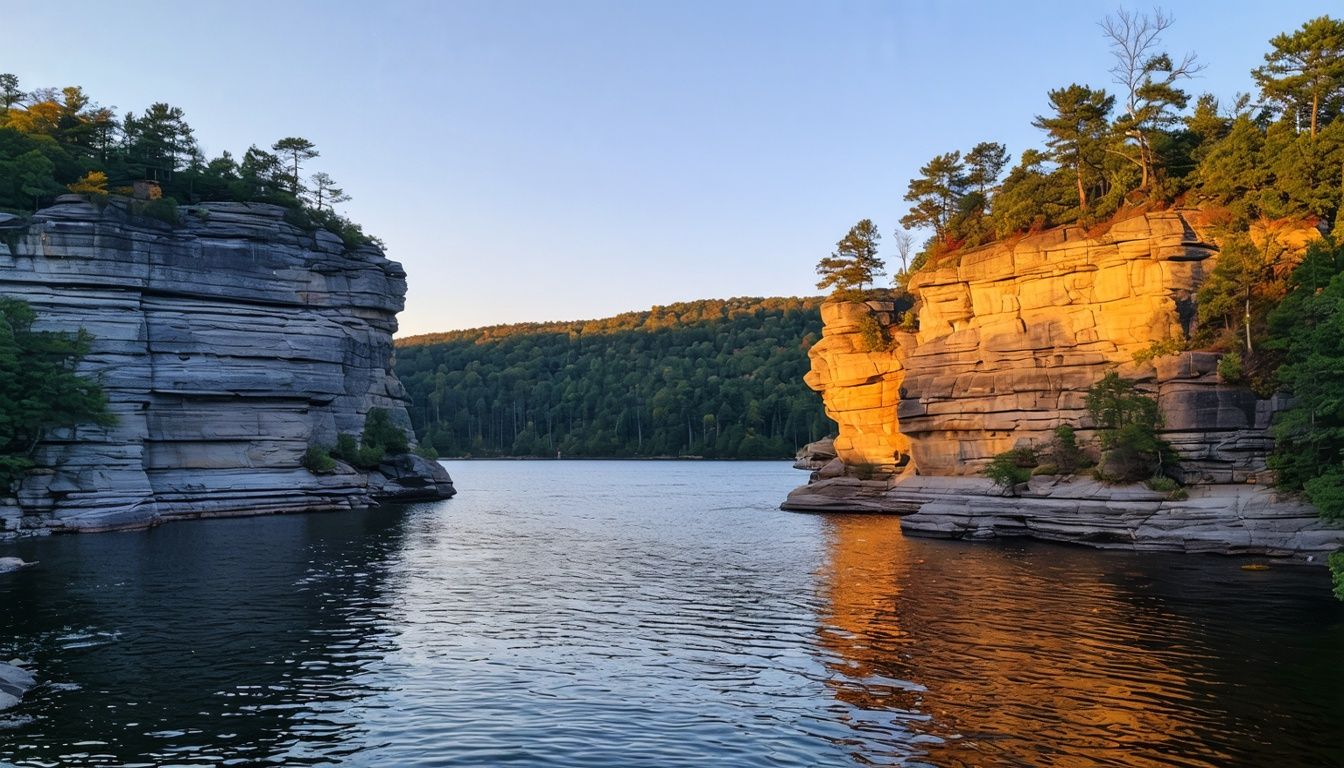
395,297,834,458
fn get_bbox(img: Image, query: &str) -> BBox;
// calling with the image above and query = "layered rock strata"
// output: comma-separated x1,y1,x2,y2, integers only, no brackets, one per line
1,197,453,536
786,211,1344,557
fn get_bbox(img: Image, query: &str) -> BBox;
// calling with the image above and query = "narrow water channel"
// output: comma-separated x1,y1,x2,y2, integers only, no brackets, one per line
1,461,1340,767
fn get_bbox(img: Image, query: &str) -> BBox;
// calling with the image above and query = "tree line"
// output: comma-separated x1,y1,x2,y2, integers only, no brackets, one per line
0,75,374,247
817,13,1344,300
395,298,834,459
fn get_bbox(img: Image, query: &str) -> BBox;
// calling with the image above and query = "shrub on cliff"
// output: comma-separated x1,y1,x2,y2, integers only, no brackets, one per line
985,447,1037,494
1039,425,1092,475
1085,372,1176,484
362,408,409,454
0,298,114,491
324,408,412,471
302,445,337,474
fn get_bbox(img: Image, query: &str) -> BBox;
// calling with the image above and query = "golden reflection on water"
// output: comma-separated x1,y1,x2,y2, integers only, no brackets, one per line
814,515,1238,768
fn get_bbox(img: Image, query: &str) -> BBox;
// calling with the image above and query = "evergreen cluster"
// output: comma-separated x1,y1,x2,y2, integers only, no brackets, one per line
395,298,834,459
0,74,374,247
815,13,1344,301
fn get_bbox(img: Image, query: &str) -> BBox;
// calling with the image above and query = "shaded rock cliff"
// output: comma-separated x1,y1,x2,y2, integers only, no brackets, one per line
787,211,1344,557
1,196,453,536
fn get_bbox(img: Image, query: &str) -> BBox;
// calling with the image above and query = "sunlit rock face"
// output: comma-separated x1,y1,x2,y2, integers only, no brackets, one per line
0,197,452,535
808,211,1314,482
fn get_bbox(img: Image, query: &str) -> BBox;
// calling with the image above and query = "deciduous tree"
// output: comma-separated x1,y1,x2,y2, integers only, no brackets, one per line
1101,8,1202,190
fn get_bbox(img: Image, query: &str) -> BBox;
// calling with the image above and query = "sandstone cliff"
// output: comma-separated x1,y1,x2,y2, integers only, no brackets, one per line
0,196,453,536
786,211,1344,557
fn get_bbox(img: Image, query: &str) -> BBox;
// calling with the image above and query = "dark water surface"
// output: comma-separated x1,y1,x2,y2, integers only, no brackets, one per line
1,461,1341,767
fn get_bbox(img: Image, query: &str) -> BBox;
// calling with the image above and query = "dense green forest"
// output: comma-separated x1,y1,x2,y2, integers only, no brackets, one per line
395,297,834,459
0,74,374,246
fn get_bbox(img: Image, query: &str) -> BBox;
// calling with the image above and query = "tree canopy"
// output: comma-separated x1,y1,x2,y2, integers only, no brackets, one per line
816,219,884,297
0,76,377,247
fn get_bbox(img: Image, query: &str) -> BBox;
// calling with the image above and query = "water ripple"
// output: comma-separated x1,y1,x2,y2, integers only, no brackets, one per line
0,460,1340,767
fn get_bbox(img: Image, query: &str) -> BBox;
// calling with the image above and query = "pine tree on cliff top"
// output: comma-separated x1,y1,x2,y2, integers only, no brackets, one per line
816,219,884,298
1253,15,1344,138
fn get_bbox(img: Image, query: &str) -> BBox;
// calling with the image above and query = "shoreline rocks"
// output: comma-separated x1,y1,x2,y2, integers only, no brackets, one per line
782,474,1344,560
0,661,34,711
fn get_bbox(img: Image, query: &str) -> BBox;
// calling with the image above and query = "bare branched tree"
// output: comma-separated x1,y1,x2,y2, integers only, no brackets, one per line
892,228,914,276
1100,8,1204,190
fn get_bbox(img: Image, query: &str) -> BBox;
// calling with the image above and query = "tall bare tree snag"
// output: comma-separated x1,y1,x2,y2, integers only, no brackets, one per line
1101,8,1202,191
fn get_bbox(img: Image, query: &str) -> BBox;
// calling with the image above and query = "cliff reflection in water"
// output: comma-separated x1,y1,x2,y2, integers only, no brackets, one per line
814,513,1344,767
0,507,412,764
2,462,1340,767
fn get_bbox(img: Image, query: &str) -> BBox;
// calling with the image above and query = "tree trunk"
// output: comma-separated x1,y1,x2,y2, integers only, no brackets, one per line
1312,91,1319,138
1244,292,1254,354
1075,164,1088,211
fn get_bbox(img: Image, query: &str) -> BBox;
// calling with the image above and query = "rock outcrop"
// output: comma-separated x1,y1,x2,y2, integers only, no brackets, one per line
787,211,1344,557
0,660,35,711
1,196,453,536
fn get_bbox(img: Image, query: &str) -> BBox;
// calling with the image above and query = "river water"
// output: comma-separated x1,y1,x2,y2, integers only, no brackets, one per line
0,461,1340,767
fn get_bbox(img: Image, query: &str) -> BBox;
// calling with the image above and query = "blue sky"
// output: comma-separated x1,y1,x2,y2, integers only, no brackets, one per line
5,1,1339,334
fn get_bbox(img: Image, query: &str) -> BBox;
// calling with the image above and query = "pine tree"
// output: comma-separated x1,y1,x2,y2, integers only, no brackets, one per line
272,137,319,197
1033,84,1114,212
900,152,967,242
1253,15,1344,138
1101,8,1201,191
816,219,885,297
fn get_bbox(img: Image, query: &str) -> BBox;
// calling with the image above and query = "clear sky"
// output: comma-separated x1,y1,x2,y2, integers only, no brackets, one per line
4,1,1339,335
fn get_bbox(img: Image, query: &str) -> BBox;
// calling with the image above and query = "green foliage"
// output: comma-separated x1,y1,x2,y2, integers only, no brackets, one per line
1085,372,1176,484
888,12,1344,292
1132,337,1186,364
333,433,359,461
329,431,385,470
985,447,1036,494
1252,16,1344,138
1217,350,1245,383
415,439,440,460
1046,425,1091,474
855,313,892,352
1330,550,1344,600
362,407,410,454
816,219,884,296
302,445,337,474
396,297,835,459
0,298,115,490
1146,475,1180,493
320,408,412,470
1032,84,1115,213
1303,472,1344,519
0,75,379,247
134,196,180,225
1266,240,1344,511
